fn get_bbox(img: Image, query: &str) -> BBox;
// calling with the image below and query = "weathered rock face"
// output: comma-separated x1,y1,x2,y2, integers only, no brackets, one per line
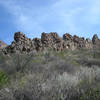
63,33,73,41
63,33,75,50
92,34,99,44
3,32,100,53
85,38,93,49
63,33,93,50
33,38,42,51
92,34,100,48
41,32,63,51
6,32,35,53
0,40,7,49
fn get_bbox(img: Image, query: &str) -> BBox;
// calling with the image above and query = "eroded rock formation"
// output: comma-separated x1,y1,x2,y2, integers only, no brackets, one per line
3,32,100,53
92,34,100,49
0,40,7,49
41,32,63,51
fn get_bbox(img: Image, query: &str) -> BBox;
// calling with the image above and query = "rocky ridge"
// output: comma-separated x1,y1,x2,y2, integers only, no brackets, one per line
3,32,100,54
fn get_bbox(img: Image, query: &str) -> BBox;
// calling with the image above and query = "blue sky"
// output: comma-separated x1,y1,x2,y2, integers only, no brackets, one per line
0,0,100,44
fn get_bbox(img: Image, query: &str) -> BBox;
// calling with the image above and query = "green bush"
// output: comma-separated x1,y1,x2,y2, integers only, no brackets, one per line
0,49,100,100
0,69,10,87
79,86,100,100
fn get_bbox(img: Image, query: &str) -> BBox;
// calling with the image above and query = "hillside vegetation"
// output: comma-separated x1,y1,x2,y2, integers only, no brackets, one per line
0,48,100,100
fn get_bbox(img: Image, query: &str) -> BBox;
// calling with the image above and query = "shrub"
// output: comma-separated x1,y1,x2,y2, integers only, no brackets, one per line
0,69,10,87
0,49,100,100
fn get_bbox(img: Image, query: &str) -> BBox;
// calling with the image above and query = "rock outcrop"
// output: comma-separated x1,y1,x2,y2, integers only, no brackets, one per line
92,34,100,44
3,32,100,53
41,32,63,51
92,34,100,48
85,38,93,49
6,32,35,53
0,40,7,49
63,33,93,50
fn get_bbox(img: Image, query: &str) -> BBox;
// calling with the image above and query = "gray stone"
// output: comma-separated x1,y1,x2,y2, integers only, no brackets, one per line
3,32,100,54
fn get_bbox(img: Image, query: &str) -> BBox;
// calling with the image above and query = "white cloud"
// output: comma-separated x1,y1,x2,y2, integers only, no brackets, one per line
0,0,45,38
0,0,100,39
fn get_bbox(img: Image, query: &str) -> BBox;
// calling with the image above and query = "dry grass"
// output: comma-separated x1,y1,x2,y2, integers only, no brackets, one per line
0,49,100,100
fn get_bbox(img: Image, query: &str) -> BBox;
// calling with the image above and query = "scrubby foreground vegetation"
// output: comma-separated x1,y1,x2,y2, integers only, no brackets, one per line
0,48,100,100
